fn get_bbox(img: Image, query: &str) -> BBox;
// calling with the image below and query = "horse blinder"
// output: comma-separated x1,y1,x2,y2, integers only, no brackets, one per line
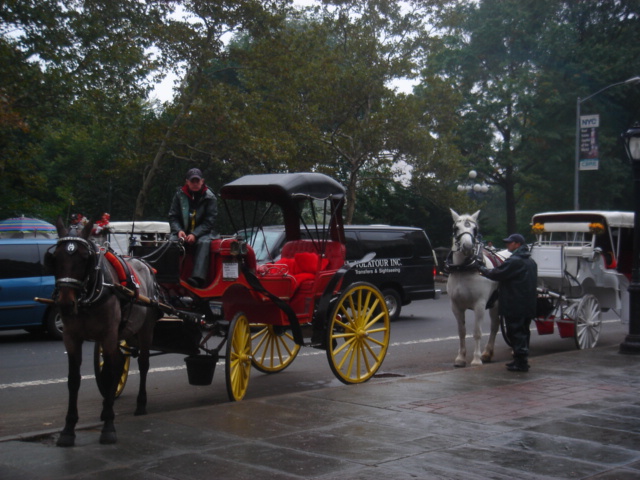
52,237,97,291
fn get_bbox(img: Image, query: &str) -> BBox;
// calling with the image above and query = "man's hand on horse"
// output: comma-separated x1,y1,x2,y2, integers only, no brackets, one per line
478,265,490,276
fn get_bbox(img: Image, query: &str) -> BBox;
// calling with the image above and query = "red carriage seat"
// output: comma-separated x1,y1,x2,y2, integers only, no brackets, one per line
280,240,345,271
257,240,345,299
280,240,345,291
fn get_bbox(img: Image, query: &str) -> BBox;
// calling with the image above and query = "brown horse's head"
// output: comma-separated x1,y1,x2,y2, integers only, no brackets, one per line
47,216,96,316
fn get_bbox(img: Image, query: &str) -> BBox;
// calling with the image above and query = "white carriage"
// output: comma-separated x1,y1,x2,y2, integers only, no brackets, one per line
522,210,633,349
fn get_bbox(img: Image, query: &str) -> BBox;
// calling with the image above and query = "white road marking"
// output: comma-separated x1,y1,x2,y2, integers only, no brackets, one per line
0,320,622,390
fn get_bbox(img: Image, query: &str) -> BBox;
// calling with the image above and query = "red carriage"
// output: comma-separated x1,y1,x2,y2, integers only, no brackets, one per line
102,173,391,401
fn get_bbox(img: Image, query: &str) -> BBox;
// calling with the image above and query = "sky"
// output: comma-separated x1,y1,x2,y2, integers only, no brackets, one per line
150,73,416,103
149,0,418,102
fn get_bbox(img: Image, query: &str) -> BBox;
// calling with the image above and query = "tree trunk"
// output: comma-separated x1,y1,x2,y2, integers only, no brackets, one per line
134,27,215,219
344,169,358,224
504,177,517,235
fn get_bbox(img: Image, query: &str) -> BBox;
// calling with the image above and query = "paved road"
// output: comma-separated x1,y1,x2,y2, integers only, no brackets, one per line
0,291,629,439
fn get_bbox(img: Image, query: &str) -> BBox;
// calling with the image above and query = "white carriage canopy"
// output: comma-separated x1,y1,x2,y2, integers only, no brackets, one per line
103,221,171,255
531,210,634,277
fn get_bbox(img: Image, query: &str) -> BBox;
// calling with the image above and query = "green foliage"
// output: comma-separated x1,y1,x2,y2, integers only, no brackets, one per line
0,0,170,221
1,0,640,241
422,0,640,236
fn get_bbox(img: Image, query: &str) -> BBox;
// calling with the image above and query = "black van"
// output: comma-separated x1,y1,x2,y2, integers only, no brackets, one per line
245,225,440,320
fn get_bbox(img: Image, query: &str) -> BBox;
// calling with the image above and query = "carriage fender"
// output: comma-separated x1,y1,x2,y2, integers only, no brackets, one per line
221,283,261,321
582,271,625,312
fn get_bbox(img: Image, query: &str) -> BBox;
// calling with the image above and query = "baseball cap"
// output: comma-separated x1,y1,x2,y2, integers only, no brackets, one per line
186,168,203,180
502,233,526,244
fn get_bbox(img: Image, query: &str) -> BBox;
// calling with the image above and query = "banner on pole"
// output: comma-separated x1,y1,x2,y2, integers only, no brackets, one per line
579,114,599,171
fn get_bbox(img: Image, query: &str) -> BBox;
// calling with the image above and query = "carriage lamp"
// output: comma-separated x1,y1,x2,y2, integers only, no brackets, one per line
623,123,640,162
620,123,640,354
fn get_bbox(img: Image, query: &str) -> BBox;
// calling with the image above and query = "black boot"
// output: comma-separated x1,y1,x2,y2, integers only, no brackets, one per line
506,358,529,372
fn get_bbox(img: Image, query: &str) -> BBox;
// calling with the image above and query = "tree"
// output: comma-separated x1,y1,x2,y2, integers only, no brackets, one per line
422,0,559,234
422,0,640,235
133,0,290,219
222,0,461,223
0,0,170,220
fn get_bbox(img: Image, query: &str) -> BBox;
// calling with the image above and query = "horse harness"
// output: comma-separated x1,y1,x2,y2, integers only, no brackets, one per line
51,235,142,308
444,218,502,273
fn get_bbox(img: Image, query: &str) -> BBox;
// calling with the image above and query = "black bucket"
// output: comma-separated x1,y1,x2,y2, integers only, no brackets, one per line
184,354,217,386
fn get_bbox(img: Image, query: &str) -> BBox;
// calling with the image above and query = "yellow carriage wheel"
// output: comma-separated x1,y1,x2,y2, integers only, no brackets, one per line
225,312,252,401
93,340,131,399
326,282,390,384
251,324,301,374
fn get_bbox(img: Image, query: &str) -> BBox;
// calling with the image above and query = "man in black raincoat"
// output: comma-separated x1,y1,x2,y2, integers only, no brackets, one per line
169,168,218,288
479,233,538,372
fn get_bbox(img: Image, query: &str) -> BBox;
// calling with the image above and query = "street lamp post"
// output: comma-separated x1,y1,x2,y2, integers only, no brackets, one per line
457,170,489,200
620,123,640,354
574,76,640,210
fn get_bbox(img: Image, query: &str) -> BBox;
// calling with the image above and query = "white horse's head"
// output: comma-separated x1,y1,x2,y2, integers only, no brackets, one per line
450,209,481,256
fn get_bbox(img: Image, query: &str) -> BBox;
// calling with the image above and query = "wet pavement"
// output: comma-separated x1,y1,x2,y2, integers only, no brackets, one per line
1,345,640,479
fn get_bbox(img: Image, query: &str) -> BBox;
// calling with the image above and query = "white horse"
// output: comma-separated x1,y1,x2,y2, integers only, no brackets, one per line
446,209,508,367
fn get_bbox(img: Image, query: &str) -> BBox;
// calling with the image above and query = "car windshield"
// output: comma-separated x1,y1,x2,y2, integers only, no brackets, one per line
243,228,284,263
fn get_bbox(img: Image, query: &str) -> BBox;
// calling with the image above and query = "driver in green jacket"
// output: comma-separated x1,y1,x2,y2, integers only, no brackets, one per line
169,168,218,288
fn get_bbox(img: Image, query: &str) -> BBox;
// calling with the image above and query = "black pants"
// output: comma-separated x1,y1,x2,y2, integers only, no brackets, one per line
170,232,216,282
505,317,532,365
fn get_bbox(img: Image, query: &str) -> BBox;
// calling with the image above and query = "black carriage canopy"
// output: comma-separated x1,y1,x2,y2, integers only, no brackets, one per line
220,172,347,243
220,172,345,202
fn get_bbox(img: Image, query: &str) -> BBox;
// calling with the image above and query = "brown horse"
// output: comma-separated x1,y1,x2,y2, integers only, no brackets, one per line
48,217,160,446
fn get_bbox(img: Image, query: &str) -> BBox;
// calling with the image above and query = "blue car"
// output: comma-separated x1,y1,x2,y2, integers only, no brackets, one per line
0,238,63,339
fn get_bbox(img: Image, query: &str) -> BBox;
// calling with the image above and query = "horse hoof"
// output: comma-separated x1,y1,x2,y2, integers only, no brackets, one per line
481,355,492,363
100,431,117,445
454,362,466,368
134,407,147,416
57,433,76,447
470,360,483,366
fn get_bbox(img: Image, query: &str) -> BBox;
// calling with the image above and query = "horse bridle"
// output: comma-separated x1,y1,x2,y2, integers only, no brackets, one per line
445,219,484,272
452,219,479,253
53,236,100,290
52,235,114,308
